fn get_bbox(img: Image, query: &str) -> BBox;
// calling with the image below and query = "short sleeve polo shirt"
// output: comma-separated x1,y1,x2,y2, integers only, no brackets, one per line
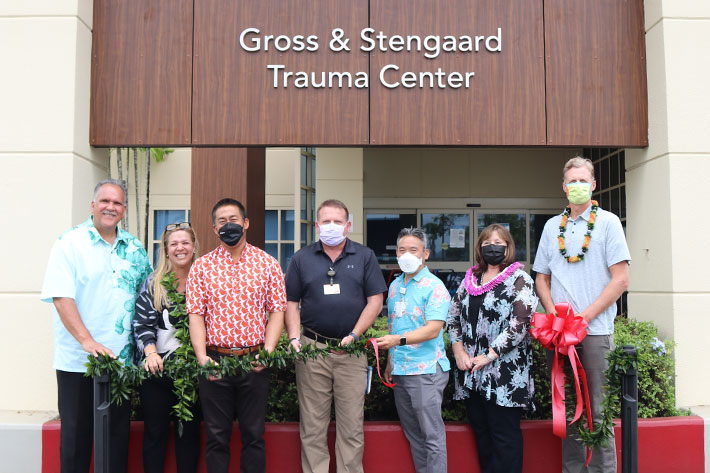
285,239,387,338
533,206,631,335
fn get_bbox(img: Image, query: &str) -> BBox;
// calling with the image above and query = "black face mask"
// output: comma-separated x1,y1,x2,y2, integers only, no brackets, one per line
218,222,244,246
481,244,506,266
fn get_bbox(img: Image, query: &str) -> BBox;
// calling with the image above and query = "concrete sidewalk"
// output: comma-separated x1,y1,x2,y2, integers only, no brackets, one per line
0,410,57,473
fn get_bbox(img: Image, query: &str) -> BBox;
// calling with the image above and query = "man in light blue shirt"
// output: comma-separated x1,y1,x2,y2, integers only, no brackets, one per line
533,157,630,473
376,227,450,473
41,179,151,473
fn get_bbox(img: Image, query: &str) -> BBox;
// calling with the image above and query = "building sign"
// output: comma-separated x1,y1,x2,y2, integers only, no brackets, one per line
238,27,502,89
90,0,647,148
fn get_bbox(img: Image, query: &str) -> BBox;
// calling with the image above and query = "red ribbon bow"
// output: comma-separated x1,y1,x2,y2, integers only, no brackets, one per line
367,338,396,388
530,303,593,466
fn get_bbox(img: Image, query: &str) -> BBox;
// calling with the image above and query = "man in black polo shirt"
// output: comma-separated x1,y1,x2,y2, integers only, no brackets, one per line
285,199,386,473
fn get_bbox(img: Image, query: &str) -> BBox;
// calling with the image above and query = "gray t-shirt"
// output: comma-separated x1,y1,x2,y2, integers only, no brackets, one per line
533,205,630,335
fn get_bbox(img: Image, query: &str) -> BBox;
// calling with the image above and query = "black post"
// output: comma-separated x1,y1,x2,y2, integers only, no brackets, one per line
94,373,111,473
621,345,638,473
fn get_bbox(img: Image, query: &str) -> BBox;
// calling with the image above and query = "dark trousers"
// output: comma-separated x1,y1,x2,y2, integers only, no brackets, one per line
140,375,202,473
56,370,130,473
198,365,270,473
464,390,524,473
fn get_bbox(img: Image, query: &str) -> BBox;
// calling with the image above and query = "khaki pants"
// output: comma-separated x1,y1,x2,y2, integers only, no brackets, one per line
295,335,368,473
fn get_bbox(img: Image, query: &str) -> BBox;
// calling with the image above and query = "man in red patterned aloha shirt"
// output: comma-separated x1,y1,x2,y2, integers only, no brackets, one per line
187,198,286,473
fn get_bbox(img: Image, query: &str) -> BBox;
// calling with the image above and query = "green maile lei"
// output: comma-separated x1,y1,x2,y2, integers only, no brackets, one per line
86,272,370,428
569,345,637,449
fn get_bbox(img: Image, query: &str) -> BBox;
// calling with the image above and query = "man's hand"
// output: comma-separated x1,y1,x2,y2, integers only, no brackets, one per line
374,334,399,350
384,359,393,384
197,354,220,381
340,334,355,347
197,354,216,366
82,339,116,359
289,337,301,353
577,310,592,323
144,353,164,374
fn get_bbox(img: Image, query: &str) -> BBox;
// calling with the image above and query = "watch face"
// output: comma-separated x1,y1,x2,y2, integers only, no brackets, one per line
400,336,406,346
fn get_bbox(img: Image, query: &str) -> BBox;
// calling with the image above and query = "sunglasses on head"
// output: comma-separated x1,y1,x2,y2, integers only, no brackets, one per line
165,222,191,231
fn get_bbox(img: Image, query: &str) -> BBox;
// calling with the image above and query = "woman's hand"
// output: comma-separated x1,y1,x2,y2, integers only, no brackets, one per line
144,352,164,374
454,350,473,371
471,349,498,372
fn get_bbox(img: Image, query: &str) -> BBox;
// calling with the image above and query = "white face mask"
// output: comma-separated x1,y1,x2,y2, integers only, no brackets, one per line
318,222,346,246
397,252,423,274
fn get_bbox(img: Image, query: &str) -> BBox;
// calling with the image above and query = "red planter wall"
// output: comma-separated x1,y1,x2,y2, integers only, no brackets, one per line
42,417,704,473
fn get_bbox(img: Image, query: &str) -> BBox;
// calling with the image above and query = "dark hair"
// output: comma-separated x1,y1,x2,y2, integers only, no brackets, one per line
316,199,349,221
397,227,428,249
211,198,247,223
473,224,516,276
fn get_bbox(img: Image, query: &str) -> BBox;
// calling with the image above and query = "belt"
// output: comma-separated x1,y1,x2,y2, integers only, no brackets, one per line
206,344,263,356
302,328,341,344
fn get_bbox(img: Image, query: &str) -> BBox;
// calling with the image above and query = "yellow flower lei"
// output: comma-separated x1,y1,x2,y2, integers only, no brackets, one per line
558,200,598,263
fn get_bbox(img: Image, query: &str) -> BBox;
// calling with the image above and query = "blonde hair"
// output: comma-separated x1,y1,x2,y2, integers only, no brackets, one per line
562,156,595,183
150,227,199,311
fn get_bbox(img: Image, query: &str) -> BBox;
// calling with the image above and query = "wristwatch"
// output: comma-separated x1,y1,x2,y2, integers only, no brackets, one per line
399,335,407,346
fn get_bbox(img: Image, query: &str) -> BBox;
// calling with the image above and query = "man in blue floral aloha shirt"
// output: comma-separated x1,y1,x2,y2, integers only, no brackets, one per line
376,227,450,473
41,179,152,473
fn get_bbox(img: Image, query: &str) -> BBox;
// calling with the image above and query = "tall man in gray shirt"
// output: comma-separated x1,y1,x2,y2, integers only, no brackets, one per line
533,156,630,473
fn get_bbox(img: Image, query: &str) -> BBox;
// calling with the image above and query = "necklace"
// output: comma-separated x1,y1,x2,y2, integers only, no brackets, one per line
464,262,522,296
558,201,598,263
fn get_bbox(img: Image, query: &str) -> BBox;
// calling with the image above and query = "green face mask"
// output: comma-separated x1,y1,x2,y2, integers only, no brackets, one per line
566,182,592,205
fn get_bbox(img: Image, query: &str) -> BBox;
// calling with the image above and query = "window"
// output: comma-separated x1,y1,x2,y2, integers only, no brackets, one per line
365,208,562,273
298,148,316,247
421,212,471,263
476,213,527,262
265,209,295,271
366,212,417,264
151,209,190,264
584,148,628,314
586,148,626,225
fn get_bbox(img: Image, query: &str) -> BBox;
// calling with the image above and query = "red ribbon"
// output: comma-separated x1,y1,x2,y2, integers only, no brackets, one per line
366,338,396,388
530,302,593,466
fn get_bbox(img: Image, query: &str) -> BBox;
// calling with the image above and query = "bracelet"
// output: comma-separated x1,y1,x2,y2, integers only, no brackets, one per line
348,332,360,342
484,351,496,362
289,337,300,343
145,351,159,358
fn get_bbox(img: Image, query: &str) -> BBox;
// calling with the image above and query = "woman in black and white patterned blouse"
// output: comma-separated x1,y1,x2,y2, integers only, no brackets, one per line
133,222,201,473
447,223,538,473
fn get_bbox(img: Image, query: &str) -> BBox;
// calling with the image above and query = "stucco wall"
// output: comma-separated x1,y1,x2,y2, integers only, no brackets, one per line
626,0,710,408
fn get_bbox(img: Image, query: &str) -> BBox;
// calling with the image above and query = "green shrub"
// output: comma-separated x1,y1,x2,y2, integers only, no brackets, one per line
611,317,684,418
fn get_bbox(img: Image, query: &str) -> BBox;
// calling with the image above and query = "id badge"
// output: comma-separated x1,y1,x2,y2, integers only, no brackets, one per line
323,284,341,295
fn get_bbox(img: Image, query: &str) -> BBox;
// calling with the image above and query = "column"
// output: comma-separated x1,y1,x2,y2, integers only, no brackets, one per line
191,148,266,253
0,1,106,411
626,1,710,408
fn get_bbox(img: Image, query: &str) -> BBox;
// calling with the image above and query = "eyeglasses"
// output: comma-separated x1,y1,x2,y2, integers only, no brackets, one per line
165,222,191,231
